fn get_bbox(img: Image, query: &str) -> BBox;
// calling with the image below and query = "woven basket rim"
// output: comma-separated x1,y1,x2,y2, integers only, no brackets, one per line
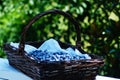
4,41,104,66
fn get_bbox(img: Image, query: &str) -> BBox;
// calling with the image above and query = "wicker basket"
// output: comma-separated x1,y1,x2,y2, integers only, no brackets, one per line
4,9,104,80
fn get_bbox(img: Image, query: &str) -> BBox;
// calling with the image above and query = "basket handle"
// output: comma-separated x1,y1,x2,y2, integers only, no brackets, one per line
19,9,81,54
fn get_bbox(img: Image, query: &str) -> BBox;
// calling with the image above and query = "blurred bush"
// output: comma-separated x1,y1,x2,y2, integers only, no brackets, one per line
0,0,120,78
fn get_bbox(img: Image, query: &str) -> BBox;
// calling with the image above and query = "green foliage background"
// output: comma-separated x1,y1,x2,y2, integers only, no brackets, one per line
0,0,120,78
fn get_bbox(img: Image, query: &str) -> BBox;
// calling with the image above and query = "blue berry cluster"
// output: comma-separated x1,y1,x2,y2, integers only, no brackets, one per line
28,49,86,62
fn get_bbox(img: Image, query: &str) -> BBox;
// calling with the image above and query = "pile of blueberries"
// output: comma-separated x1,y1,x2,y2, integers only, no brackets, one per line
28,49,86,62
10,38,91,62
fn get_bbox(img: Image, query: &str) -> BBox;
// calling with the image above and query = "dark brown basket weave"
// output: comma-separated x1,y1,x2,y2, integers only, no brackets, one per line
4,9,104,80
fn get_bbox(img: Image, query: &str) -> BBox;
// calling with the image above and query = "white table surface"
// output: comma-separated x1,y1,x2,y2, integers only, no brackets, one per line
0,58,119,80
